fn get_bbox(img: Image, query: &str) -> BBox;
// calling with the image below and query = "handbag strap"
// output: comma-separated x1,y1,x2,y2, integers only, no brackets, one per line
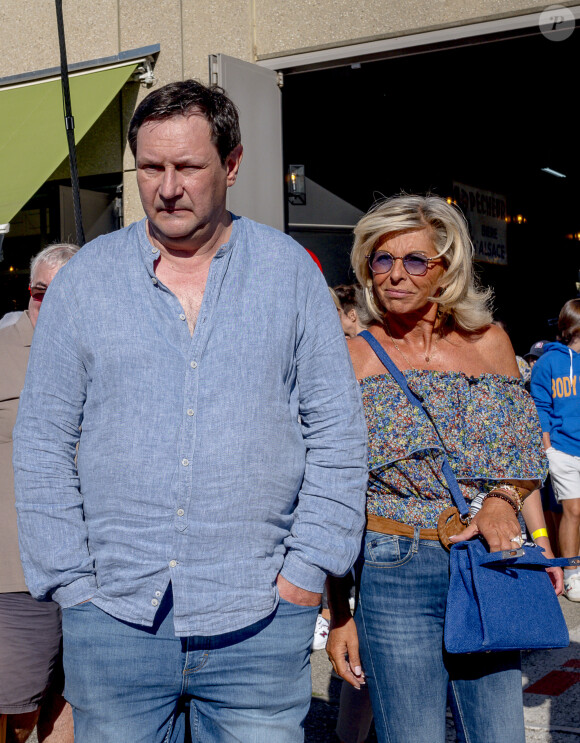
359,330,471,519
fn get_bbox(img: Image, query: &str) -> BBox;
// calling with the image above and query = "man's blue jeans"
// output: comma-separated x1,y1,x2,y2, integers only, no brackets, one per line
61,590,318,742
356,530,525,743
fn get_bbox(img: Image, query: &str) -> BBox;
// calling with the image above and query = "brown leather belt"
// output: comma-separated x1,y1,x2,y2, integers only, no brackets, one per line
367,513,439,541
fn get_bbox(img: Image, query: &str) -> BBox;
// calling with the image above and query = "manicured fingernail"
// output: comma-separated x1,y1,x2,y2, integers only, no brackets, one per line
354,666,362,676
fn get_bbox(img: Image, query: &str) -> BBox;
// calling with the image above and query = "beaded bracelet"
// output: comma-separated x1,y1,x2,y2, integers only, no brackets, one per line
494,484,525,510
532,528,549,541
481,491,520,516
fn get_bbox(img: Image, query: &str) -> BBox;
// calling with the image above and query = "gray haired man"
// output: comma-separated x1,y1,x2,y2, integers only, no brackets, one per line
1,243,78,743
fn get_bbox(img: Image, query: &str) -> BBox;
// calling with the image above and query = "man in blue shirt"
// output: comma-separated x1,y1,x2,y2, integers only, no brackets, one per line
13,80,367,742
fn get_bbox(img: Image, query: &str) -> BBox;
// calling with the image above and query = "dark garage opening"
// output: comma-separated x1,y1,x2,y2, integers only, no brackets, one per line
283,27,580,354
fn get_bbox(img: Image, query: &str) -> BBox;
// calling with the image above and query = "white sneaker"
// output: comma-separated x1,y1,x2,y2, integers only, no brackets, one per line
311,614,329,651
563,572,580,601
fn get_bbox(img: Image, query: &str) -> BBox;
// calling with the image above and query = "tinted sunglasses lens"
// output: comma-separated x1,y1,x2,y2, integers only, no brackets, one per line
403,256,430,275
370,253,393,274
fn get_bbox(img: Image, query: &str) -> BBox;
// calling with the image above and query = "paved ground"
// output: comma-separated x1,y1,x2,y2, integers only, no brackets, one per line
28,599,580,742
307,597,580,742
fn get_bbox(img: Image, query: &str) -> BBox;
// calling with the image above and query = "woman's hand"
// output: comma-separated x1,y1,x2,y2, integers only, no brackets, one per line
520,492,563,595
534,535,564,595
547,566,564,595
326,615,366,689
449,496,522,552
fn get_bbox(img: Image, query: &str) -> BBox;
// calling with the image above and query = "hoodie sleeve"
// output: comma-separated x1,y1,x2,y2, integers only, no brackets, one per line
530,356,554,433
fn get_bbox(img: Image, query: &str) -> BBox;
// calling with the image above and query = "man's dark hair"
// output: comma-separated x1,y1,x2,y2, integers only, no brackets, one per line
128,79,241,164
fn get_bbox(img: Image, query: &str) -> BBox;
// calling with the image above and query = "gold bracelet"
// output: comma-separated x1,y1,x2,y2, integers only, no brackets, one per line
532,528,549,540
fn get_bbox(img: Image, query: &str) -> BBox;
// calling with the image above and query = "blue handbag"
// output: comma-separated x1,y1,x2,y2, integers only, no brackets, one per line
445,538,574,653
359,330,578,653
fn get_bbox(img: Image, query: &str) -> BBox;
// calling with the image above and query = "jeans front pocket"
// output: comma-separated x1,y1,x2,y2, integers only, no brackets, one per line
364,531,415,568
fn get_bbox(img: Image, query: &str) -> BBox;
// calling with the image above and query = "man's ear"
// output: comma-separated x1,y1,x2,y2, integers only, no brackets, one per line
225,145,243,187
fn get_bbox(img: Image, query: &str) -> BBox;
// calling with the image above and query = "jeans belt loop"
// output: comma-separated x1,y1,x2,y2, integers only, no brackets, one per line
412,525,421,553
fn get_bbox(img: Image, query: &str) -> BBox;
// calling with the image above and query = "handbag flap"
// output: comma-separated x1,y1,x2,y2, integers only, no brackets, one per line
480,544,580,569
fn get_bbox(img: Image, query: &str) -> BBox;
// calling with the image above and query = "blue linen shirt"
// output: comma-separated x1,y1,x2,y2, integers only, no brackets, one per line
13,216,367,636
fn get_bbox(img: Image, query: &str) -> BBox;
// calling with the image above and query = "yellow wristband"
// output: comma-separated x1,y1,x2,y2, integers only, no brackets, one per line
532,528,548,541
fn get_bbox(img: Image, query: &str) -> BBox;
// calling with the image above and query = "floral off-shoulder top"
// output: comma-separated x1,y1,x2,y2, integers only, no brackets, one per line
361,371,548,529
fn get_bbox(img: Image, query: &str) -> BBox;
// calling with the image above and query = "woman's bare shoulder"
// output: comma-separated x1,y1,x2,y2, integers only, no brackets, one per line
469,324,520,376
347,336,372,378
347,331,388,380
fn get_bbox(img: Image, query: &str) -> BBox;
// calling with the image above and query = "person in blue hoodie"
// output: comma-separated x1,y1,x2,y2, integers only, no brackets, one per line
531,299,580,601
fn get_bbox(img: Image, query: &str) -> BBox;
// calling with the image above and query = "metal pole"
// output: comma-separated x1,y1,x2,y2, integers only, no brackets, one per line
55,0,85,246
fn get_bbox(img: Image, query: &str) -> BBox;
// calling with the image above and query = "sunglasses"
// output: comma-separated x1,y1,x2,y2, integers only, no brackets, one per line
367,251,437,277
28,286,47,302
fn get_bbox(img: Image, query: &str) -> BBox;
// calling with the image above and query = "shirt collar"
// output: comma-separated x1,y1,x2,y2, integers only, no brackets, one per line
137,214,241,273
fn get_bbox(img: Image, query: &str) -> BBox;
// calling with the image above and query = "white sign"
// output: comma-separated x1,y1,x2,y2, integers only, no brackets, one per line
452,182,507,266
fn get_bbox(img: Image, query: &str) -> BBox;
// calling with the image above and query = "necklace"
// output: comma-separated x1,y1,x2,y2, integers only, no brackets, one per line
384,317,437,366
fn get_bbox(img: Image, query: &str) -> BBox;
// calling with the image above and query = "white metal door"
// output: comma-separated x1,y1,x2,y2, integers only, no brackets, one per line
209,54,284,232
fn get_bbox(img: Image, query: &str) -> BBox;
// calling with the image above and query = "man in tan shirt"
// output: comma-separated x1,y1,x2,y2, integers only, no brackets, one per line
0,243,78,743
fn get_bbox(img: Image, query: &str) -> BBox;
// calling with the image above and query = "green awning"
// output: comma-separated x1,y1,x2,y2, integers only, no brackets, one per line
0,62,138,224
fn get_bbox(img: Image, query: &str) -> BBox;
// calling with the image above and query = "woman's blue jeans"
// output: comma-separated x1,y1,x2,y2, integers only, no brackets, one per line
61,590,318,742
356,530,525,743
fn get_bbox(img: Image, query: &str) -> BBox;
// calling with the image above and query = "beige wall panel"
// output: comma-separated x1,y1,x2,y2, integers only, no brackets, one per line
181,0,253,81
122,169,145,226
254,0,562,57
1,0,119,78
2,0,573,79
119,0,183,171
119,0,183,86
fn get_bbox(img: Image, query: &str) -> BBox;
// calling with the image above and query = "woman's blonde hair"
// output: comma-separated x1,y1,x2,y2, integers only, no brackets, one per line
328,287,341,310
351,194,493,333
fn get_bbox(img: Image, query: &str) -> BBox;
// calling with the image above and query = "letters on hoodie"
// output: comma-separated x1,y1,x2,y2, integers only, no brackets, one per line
552,376,578,398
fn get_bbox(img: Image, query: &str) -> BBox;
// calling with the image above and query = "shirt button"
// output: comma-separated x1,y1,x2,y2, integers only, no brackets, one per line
179,314,186,321
169,560,177,568
151,598,159,606
152,277,158,285
181,458,189,466
187,409,194,416
155,591,161,597
177,508,185,517
151,247,158,254
190,361,197,369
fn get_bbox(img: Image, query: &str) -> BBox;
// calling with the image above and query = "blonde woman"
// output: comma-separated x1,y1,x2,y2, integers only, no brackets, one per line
327,194,548,743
